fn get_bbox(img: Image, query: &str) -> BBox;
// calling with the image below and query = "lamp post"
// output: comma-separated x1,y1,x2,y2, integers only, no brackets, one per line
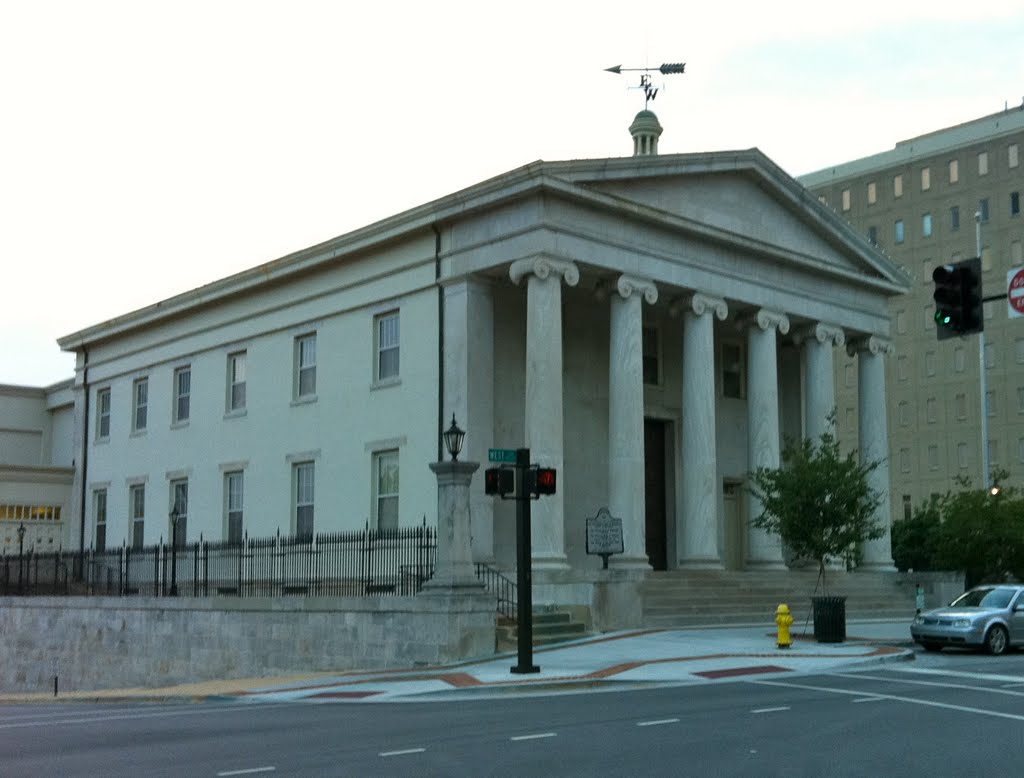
443,414,466,461
169,503,182,596
17,523,26,594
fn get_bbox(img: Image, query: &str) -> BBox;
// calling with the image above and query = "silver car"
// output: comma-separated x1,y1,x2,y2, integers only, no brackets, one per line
911,584,1024,655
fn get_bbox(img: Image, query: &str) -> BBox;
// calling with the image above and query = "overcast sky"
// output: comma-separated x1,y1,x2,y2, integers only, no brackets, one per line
3,0,1023,387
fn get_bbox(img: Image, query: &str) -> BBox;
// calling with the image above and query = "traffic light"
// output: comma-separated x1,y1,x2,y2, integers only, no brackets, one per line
932,257,983,340
525,467,557,496
484,467,514,496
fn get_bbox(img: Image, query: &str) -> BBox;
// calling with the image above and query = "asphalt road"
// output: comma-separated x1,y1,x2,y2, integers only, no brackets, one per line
2,650,1021,777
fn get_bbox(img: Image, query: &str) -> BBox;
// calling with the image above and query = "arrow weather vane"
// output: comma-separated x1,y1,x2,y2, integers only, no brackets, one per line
605,62,686,109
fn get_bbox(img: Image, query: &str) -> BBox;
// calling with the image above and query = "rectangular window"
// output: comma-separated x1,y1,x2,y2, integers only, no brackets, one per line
978,151,989,175
894,219,905,244
227,351,246,412
986,391,995,417
979,198,990,223
955,393,967,420
374,450,399,530
94,489,107,552
225,471,243,544
927,445,939,471
895,310,907,334
844,363,855,388
899,448,910,473
1013,241,1023,264
950,205,960,232
96,388,111,440
948,159,959,183
132,378,148,433
954,346,966,373
867,181,876,204
294,462,314,539
958,442,969,469
924,303,935,331
926,397,937,423
925,351,936,376
375,311,400,382
169,480,187,547
173,366,191,423
130,484,145,550
902,494,913,520
897,356,908,381
1011,191,1020,217
295,334,317,398
642,327,660,385
1018,338,1024,364
1010,143,1019,169
898,401,910,427
721,342,745,399
841,188,851,211
921,167,930,191
1017,387,1024,413
894,174,903,198
867,226,878,245
921,212,932,237
984,342,996,369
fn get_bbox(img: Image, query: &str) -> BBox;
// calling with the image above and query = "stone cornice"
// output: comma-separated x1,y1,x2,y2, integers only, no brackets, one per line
846,335,894,357
670,292,728,321
794,322,845,348
509,256,580,287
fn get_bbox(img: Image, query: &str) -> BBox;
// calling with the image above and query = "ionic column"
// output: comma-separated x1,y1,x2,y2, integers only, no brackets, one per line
799,322,845,441
746,309,789,569
677,292,728,568
608,274,658,569
849,335,896,570
510,256,579,570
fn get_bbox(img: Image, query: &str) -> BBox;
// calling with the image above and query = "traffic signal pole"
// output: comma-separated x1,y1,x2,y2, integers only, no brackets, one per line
511,447,539,674
976,212,991,490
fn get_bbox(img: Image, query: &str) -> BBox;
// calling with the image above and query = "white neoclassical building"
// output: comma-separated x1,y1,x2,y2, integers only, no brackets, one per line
50,113,910,597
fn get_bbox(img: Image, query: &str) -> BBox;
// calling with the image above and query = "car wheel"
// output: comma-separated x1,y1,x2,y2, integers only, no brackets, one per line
984,625,1009,656
922,642,942,652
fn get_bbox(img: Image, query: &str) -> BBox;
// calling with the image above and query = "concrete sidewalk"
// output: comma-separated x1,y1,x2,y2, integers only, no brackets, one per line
0,619,915,705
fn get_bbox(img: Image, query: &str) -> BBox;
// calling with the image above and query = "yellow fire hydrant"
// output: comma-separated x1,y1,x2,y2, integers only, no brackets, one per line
775,603,794,649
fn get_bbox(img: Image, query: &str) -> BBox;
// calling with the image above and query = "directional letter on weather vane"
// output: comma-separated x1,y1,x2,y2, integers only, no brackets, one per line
605,62,686,109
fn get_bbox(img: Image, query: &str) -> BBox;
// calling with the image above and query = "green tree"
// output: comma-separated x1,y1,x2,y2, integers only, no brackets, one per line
748,428,885,592
891,494,942,572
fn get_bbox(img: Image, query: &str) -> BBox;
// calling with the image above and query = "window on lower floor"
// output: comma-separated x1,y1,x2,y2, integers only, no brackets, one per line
225,471,244,544
902,494,912,520
720,341,744,399
642,327,660,385
169,480,187,548
954,347,966,373
950,206,960,232
94,489,107,552
899,448,910,473
979,198,990,223
986,391,995,417
130,484,145,549
955,393,967,419
294,462,314,540
1011,191,1020,217
927,445,939,471
926,397,937,423
894,219,905,244
958,442,969,469
898,401,910,427
374,450,399,531
922,212,933,237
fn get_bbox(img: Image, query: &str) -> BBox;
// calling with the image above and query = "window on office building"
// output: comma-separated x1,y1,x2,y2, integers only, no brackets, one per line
1011,191,1020,217
922,212,932,237
984,342,996,369
894,174,903,198
958,442,969,469
294,333,317,399
950,205,960,232
374,450,400,531
897,356,909,381
948,159,959,183
896,310,907,334
979,198,990,222
927,445,939,471
225,471,243,544
894,219,905,244
1017,387,1024,413
978,151,989,175
897,401,910,427
899,448,910,473
921,167,930,191
1017,338,1024,364
867,181,876,204
841,189,851,211
926,397,937,423
132,378,148,433
986,391,996,417
955,393,967,419
173,366,191,424
1012,241,1023,264
1010,143,1019,169
954,347,966,373
867,226,878,245
902,494,913,520
925,351,936,376
131,483,146,549
94,489,107,552
990,440,999,465
924,303,935,331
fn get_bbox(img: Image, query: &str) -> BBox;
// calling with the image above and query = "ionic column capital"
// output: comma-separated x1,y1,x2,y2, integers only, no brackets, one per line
670,292,728,320
615,274,658,304
509,256,580,287
846,335,895,358
794,321,845,347
750,308,791,335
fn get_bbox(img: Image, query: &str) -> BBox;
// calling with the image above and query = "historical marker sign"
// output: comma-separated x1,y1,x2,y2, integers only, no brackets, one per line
1008,266,1024,319
586,508,624,568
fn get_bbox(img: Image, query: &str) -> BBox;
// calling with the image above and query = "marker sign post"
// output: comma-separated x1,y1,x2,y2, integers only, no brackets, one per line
1009,266,1024,319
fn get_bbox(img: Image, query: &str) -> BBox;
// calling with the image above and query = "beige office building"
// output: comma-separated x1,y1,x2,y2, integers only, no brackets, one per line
801,107,1024,521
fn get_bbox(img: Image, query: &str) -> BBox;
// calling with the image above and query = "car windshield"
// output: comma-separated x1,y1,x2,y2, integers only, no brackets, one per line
951,588,1015,609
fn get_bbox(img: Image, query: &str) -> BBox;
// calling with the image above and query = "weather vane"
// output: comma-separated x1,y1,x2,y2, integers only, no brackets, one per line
605,62,686,109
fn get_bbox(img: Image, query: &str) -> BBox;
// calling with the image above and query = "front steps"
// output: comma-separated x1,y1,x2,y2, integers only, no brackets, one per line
641,569,919,628
496,605,591,651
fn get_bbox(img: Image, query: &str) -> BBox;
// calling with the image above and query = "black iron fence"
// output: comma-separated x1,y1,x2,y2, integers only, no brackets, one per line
1,523,436,598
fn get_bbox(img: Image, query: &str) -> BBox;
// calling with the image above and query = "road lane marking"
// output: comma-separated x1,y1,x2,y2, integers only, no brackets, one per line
750,706,790,714
379,749,426,757
637,718,679,727
752,679,1024,722
0,702,282,731
510,733,556,741
879,667,1024,685
851,697,885,703
217,768,276,776
831,672,1024,698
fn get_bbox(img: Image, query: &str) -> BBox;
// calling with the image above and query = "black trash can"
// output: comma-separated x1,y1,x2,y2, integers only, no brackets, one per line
811,595,847,643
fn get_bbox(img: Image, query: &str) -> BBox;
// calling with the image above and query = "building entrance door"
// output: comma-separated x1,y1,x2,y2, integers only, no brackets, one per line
722,480,745,570
644,418,668,570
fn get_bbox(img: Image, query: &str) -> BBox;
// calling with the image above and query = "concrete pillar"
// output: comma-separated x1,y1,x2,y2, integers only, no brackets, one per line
677,292,728,568
608,274,658,569
509,255,579,570
850,335,896,571
746,309,789,569
442,278,496,563
800,322,845,441
424,460,486,590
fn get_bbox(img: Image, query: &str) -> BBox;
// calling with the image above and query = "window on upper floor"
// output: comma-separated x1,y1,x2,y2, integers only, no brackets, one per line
922,212,933,237
225,471,244,544
130,483,145,549
294,333,317,399
899,448,910,473
293,461,314,540
374,450,399,531
720,341,745,399
1011,191,1020,217
958,442,969,469
867,225,878,245
898,401,910,427
867,181,877,204
1012,241,1023,264
978,151,989,176
986,390,996,417
984,342,996,369
96,387,111,441
1017,387,1024,413
921,166,931,191
927,445,939,472
169,480,187,548
227,351,246,412
1010,143,1019,169
894,174,903,198
924,303,935,331
926,397,937,423
948,159,959,183
894,219,905,244
93,489,107,552
979,198,990,223
1017,338,1024,364
375,311,400,383
897,356,909,381
955,393,967,419
925,351,936,376
173,366,191,424
841,189,851,211
132,377,148,433
954,347,966,373
950,205,960,232
981,246,993,273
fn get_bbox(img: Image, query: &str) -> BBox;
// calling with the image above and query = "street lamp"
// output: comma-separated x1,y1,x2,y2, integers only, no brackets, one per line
442,414,465,462
16,523,26,594
168,502,183,596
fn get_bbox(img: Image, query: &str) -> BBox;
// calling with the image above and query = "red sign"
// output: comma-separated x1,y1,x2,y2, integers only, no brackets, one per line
1010,267,1024,318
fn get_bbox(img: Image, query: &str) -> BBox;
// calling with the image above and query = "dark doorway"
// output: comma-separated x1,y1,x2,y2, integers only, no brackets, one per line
644,418,668,570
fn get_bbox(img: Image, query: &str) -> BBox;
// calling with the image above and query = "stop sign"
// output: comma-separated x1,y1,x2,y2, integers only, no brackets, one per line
1009,267,1024,319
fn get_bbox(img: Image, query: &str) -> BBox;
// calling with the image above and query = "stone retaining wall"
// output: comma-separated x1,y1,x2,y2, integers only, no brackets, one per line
0,592,495,694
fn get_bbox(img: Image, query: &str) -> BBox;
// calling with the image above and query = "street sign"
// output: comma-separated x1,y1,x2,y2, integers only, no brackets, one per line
1009,266,1024,319
488,448,517,463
